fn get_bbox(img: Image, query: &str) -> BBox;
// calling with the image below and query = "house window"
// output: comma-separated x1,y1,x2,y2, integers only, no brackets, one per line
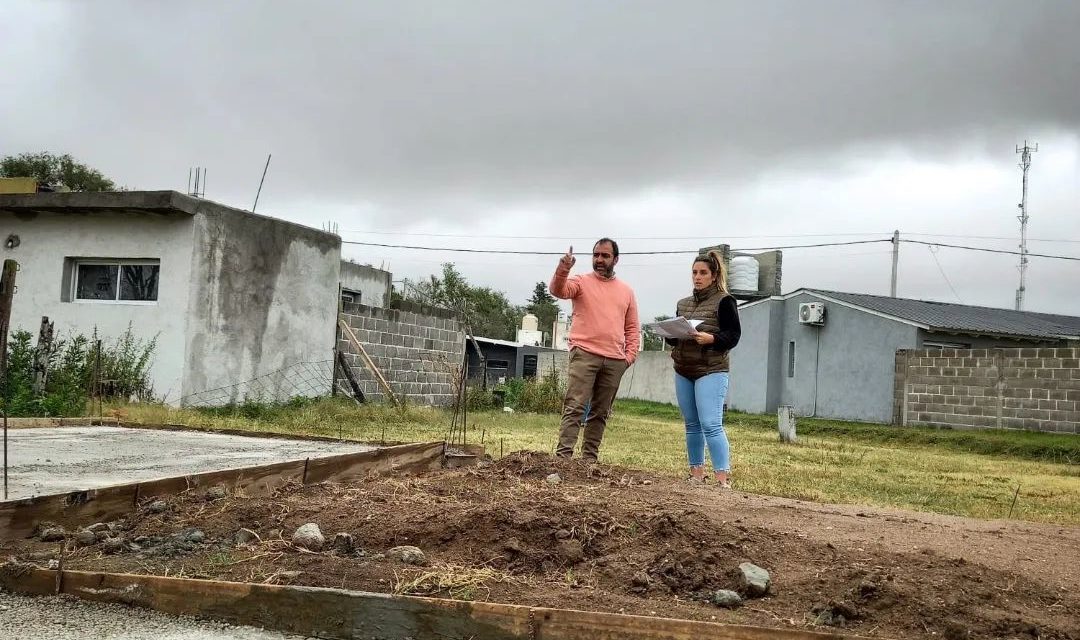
487,359,510,369
787,341,796,378
341,289,361,305
72,259,159,303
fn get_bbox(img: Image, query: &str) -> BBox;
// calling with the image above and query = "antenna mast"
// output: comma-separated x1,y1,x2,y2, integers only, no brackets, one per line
1014,141,1037,311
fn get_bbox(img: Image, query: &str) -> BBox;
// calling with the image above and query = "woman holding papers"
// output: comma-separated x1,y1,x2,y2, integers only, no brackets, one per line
667,250,741,488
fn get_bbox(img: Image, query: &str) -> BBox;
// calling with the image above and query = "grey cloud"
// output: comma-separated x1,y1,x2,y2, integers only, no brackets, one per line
3,1,1079,210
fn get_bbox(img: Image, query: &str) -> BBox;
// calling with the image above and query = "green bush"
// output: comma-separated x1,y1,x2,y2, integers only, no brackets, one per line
0,324,158,417
513,371,564,414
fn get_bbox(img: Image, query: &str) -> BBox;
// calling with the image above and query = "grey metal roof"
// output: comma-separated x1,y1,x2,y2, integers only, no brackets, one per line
805,289,1080,340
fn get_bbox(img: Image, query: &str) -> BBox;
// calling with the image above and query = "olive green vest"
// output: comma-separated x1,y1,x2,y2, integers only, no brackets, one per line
671,286,731,379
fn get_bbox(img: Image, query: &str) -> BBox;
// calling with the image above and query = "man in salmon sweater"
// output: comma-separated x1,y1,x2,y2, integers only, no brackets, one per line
549,238,640,461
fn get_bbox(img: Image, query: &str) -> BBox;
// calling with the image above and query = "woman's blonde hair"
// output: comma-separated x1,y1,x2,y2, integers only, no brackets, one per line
694,250,729,294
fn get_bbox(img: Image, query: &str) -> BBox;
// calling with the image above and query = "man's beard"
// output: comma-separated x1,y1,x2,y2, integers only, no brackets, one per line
594,263,614,278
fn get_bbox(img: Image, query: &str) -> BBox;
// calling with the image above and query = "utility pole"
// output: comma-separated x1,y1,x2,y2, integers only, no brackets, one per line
1015,141,1037,311
890,230,900,297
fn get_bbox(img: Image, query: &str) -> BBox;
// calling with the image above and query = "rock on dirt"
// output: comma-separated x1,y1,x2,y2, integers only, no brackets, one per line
207,485,228,501
74,530,97,547
292,524,325,551
388,546,427,566
545,473,562,484
235,529,259,546
102,537,125,554
36,524,67,542
811,600,861,627
739,562,770,596
712,590,743,608
557,539,584,565
147,500,168,514
333,533,356,555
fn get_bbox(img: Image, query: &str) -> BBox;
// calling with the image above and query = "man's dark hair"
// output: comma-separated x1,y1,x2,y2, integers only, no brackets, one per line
594,237,619,258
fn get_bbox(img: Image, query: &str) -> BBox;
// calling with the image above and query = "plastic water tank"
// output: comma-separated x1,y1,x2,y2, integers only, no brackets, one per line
729,256,759,292
521,313,539,332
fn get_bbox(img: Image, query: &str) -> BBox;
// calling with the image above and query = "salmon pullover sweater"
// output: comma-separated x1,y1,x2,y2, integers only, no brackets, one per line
550,265,641,364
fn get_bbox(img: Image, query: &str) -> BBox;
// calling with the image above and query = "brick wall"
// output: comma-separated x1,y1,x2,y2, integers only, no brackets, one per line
337,300,465,406
894,347,1080,434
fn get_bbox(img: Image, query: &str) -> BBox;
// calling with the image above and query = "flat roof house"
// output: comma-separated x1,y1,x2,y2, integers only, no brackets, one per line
0,190,388,405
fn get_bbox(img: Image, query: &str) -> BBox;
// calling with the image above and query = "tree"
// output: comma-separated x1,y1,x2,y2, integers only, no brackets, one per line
0,151,117,191
398,263,523,340
526,282,560,345
642,314,672,351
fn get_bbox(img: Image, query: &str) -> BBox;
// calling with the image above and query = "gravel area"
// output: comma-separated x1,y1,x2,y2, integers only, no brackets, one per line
0,591,315,640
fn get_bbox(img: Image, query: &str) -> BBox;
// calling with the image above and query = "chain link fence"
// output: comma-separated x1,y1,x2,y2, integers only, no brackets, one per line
180,360,334,408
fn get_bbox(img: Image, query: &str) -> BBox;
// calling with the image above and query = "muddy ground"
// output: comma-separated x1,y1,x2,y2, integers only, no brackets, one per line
4,452,1078,640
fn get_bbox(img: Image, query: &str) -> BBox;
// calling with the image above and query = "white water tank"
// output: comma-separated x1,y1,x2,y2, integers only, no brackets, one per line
521,313,539,332
729,255,759,292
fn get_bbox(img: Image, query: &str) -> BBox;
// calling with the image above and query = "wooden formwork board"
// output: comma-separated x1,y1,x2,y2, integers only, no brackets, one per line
0,441,448,540
0,566,872,640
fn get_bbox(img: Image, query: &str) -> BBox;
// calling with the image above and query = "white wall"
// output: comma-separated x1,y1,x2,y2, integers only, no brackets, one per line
1,210,195,402
182,206,341,403
339,261,391,308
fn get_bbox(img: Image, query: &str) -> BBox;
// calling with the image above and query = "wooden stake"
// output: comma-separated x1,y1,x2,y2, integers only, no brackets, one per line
338,319,399,406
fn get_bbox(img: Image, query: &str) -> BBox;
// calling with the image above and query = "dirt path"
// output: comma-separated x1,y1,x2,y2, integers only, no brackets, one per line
4,452,1077,640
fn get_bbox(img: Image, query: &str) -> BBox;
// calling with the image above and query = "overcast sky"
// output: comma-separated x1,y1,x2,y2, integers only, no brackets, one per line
3,1,1078,321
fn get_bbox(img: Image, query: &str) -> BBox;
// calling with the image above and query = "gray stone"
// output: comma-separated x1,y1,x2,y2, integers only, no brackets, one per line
545,473,562,485
206,485,228,501
147,500,168,514
87,523,110,534
102,537,124,554
388,545,428,566
292,523,325,551
333,533,356,555
38,526,67,542
712,589,744,608
186,530,206,544
739,562,771,596
75,530,97,547
235,529,259,546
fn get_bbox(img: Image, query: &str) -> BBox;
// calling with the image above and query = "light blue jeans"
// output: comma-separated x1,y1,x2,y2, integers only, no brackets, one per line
674,372,730,472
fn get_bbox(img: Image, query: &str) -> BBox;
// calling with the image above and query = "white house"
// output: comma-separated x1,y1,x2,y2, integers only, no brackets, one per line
0,190,390,405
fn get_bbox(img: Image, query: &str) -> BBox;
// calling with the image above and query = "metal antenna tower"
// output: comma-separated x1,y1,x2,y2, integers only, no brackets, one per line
1014,141,1037,311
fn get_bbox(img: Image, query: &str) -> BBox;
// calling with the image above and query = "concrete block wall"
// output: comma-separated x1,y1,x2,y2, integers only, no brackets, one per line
338,300,465,406
894,347,1080,434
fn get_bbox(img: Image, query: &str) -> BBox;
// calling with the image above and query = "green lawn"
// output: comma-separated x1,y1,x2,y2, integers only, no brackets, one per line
112,398,1080,525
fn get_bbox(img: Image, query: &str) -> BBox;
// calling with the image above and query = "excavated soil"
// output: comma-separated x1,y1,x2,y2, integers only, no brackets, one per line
4,451,1078,640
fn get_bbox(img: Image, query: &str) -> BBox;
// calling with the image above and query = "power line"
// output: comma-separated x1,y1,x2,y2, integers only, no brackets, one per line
926,245,964,303
901,239,1080,261
339,238,892,255
340,230,890,241
905,232,1080,244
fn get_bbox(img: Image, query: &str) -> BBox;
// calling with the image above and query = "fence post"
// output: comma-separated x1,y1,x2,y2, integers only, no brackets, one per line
777,405,796,443
1,259,19,501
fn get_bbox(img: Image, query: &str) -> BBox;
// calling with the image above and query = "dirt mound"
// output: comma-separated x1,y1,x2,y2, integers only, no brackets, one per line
4,451,1077,640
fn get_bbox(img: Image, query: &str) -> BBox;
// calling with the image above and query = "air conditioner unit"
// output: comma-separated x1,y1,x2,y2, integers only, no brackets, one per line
798,302,826,325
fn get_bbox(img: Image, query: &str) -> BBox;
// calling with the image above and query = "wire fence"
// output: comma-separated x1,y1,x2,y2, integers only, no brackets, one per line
180,360,334,408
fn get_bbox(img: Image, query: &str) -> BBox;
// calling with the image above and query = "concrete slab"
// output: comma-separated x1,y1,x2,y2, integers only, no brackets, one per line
1,426,375,500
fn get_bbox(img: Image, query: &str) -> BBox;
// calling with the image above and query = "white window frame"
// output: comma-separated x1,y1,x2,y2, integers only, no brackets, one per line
71,258,161,305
